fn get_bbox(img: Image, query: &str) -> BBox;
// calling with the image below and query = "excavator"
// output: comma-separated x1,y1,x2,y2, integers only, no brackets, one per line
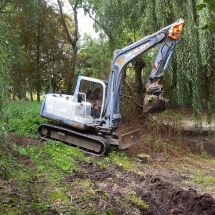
38,18,184,156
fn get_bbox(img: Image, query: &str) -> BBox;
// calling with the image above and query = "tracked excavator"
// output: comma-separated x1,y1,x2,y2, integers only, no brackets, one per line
38,18,184,156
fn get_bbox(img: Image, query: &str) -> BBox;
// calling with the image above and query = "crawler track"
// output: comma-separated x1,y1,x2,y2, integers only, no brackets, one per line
37,124,111,156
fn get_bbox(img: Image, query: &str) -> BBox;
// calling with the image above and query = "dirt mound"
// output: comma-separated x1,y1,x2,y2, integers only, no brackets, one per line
145,176,215,214
66,160,215,215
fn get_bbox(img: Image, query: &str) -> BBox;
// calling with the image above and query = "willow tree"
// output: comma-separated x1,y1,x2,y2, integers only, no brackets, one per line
77,34,111,79
85,0,215,121
198,1,215,120
143,0,215,120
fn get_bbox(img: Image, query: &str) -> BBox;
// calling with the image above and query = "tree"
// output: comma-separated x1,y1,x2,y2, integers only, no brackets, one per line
0,0,26,104
57,0,79,94
8,0,72,101
82,0,215,121
79,0,156,116
77,34,111,79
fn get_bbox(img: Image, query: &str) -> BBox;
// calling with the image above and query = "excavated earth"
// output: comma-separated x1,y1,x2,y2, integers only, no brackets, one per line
4,132,215,215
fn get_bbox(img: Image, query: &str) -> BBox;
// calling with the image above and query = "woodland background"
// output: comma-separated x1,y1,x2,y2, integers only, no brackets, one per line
1,0,215,121
1,1,215,213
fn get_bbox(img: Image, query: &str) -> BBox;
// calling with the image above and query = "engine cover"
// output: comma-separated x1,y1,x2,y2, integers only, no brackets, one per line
40,94,93,129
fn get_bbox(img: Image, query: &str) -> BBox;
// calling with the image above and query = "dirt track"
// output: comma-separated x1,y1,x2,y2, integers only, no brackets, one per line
5,133,215,214
66,159,215,215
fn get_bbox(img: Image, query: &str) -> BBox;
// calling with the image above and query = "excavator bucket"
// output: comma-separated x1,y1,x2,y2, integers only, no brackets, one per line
143,95,169,114
118,128,142,149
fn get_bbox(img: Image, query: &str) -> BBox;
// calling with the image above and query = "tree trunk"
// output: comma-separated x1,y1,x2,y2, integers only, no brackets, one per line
36,76,41,102
28,79,33,101
36,12,41,102
58,0,79,94
49,74,57,93
133,56,146,114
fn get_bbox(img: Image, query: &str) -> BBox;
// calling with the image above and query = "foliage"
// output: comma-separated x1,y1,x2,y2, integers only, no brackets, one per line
104,149,131,170
84,0,215,121
0,2,25,141
77,34,111,79
15,140,84,174
0,139,85,214
1,0,215,121
1,100,118,214
0,6,23,118
85,0,145,49
1,99,215,214
0,0,75,102
197,0,215,29
6,101,46,137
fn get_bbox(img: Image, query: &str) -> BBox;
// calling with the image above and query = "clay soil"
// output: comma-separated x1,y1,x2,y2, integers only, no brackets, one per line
2,132,215,215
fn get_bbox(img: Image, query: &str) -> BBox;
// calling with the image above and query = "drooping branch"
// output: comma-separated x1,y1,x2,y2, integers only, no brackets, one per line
57,0,75,45
83,7,101,26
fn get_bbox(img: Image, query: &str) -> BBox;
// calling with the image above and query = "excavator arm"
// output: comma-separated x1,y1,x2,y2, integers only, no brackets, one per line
104,18,184,127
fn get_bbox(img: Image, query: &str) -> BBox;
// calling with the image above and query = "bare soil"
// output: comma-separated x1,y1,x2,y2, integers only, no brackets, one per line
2,132,215,214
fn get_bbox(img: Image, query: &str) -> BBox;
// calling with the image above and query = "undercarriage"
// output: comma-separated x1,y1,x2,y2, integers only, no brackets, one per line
38,124,111,156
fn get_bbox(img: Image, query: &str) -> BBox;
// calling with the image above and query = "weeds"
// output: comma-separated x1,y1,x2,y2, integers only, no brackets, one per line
15,140,85,177
6,101,46,137
125,193,149,209
185,169,215,194
104,149,131,169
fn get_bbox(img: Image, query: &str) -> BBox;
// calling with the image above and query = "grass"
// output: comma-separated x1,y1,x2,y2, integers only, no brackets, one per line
125,193,149,209
0,101,130,214
0,138,87,214
15,140,85,174
1,101,215,214
0,101,88,214
104,149,132,170
6,101,46,137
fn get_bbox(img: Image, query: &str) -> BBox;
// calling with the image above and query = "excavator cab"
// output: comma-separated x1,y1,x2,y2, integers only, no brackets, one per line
75,76,107,119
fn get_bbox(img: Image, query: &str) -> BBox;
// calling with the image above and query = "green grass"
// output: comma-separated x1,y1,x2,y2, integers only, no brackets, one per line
104,149,132,170
1,101,215,214
0,101,86,214
15,140,85,175
1,101,118,214
189,169,215,185
0,101,130,214
125,193,149,209
6,101,46,137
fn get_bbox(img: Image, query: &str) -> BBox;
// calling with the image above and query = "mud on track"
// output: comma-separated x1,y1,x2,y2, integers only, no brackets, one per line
6,133,215,214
